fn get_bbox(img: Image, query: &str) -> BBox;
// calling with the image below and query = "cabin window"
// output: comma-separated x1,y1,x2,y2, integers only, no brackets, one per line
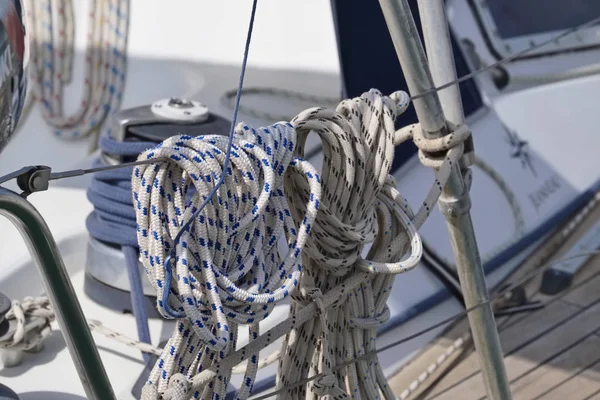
471,0,600,58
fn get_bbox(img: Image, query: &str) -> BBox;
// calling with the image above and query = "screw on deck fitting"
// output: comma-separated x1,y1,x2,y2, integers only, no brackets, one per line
168,98,194,108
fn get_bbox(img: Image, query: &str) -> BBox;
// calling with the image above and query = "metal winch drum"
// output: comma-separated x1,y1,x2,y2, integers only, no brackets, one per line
83,98,231,317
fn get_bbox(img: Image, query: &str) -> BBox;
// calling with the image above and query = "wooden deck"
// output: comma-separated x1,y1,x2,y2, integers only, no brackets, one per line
389,206,600,399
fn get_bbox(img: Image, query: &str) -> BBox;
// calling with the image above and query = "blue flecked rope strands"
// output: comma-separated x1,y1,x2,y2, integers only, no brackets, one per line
133,125,322,400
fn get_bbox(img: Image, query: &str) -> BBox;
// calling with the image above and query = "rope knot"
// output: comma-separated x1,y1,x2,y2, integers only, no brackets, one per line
348,305,391,329
0,297,55,351
312,373,350,398
163,373,191,400
296,275,328,313
395,122,471,169
312,373,337,396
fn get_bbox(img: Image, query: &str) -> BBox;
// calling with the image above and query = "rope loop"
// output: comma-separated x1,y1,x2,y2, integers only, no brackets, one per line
133,122,322,398
395,121,471,170
26,0,129,139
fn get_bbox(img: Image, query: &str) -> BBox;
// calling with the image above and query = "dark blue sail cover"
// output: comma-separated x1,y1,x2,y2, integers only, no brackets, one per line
330,0,483,172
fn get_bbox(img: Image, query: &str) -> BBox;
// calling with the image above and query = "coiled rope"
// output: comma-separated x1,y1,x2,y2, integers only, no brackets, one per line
127,88,470,399
271,89,467,399
133,125,322,400
25,0,129,139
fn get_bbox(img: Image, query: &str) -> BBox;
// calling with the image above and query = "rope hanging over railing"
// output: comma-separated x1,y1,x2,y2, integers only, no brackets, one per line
125,88,472,400
132,124,322,400
25,0,129,139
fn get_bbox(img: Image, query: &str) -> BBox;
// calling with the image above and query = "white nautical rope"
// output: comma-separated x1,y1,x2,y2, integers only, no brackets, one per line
131,125,322,400
25,0,129,139
0,297,55,352
271,89,466,400
138,89,470,399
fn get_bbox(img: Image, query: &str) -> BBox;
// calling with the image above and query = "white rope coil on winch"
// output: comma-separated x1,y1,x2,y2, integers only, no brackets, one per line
132,124,322,400
0,87,472,400
127,89,472,400
25,0,129,139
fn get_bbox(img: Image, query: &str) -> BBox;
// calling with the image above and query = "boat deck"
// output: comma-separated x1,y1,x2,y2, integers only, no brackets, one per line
388,206,600,399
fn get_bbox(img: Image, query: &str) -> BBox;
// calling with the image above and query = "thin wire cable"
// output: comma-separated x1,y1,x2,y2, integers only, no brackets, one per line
219,14,600,122
250,249,600,400
22,14,599,184
410,15,600,100
10,249,600,392
158,1,259,318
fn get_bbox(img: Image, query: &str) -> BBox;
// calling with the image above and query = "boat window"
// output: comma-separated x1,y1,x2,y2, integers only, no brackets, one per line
471,0,600,58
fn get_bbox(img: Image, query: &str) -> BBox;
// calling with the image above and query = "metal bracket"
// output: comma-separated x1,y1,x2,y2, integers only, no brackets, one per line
437,187,472,218
492,285,544,316
0,165,52,198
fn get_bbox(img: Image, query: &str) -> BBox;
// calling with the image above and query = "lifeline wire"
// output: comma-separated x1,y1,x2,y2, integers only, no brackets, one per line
250,250,600,400
221,15,600,122
37,14,600,181
411,15,600,99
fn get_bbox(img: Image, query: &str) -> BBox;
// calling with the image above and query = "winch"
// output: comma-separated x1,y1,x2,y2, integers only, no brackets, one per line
83,98,231,317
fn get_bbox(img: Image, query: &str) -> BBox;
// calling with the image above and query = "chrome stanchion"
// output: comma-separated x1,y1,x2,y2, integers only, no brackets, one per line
377,1,511,398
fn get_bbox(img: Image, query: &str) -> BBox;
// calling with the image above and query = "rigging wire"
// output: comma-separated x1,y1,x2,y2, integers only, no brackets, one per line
410,14,600,100
39,249,600,397
158,0,259,319
220,15,600,122
28,14,599,182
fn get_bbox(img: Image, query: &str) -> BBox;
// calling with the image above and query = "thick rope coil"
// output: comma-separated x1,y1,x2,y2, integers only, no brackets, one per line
25,0,129,139
266,88,464,400
132,124,322,400
0,297,55,351
168,89,470,398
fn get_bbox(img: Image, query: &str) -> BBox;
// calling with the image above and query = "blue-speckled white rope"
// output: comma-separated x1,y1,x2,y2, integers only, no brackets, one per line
25,0,128,139
172,90,469,399
133,125,322,400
